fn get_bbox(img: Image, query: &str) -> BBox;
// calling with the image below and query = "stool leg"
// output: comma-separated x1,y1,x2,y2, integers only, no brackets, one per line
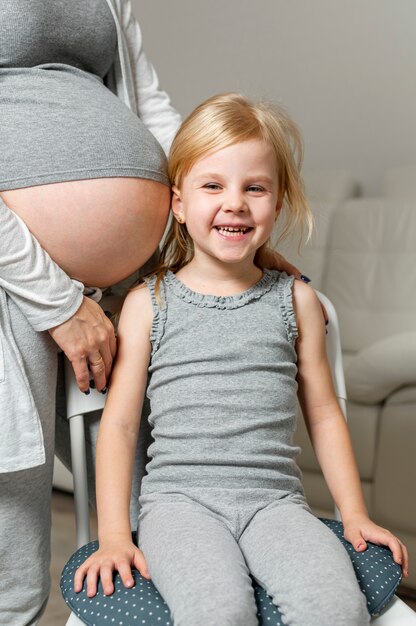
69,414,91,548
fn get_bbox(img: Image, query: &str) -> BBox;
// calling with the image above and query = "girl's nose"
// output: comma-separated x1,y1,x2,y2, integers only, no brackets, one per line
223,191,247,212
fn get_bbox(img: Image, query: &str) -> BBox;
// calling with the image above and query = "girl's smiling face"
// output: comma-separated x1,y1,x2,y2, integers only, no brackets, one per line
172,138,281,271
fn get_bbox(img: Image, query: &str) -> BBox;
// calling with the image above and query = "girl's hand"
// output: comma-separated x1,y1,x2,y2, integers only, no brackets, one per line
343,515,409,578
73,536,151,598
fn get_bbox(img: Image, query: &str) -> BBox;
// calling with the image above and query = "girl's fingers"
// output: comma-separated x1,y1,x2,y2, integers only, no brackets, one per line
401,541,409,577
74,562,88,592
100,562,116,596
344,529,367,552
74,549,152,597
390,537,403,564
117,560,135,589
387,536,409,573
86,566,100,598
134,549,151,579
366,530,408,574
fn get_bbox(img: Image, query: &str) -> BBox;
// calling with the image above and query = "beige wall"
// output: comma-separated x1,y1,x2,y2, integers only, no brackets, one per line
133,0,416,196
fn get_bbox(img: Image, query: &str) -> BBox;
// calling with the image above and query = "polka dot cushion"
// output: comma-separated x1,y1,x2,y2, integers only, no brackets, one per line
61,519,402,625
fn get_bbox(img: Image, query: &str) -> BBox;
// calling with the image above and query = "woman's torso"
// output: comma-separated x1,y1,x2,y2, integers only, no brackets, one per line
141,270,304,500
0,0,170,287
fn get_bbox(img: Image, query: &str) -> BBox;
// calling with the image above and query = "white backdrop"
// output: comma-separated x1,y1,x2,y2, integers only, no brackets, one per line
134,0,416,196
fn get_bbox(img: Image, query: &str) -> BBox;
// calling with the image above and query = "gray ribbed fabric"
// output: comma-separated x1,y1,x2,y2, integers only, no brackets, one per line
0,0,168,190
141,269,304,501
1,0,117,77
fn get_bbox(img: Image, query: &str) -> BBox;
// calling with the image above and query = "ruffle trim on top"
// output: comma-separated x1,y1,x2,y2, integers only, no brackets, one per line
143,275,167,356
164,269,278,310
276,273,299,343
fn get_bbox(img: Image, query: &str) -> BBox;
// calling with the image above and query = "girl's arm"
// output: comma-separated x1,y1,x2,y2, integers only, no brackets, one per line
294,280,409,578
74,285,154,597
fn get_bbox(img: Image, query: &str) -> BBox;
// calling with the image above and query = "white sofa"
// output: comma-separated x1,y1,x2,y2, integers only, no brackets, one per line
280,170,416,590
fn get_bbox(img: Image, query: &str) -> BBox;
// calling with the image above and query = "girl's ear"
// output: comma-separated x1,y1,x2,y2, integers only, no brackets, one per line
172,186,185,224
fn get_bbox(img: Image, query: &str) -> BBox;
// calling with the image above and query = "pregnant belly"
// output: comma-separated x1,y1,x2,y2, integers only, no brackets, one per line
1,177,170,287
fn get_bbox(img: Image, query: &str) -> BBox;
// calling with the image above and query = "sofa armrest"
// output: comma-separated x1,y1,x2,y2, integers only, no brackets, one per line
345,332,416,404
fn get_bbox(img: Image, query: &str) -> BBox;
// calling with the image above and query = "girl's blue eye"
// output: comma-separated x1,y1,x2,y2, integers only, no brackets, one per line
248,185,264,192
205,183,221,190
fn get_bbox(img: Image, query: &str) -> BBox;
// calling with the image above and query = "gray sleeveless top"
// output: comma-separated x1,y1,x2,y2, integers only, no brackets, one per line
141,269,304,498
0,0,168,190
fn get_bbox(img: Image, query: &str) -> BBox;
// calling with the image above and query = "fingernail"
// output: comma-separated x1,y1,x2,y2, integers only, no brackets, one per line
89,380,96,389
357,542,365,549
325,319,329,325
300,274,311,283
83,389,90,395
101,386,108,394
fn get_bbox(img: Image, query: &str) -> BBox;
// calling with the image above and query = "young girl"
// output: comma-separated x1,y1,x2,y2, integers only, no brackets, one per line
74,93,408,626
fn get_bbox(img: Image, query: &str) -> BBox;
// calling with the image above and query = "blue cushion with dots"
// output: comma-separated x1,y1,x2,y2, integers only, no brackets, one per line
61,519,402,625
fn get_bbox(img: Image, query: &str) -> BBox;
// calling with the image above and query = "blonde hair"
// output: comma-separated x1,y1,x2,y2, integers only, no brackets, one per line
154,93,313,286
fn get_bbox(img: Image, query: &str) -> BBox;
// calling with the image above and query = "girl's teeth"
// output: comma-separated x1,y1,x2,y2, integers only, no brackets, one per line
217,226,249,235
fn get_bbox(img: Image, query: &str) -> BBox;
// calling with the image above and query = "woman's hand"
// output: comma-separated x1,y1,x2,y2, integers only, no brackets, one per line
263,248,330,321
343,515,409,578
262,248,310,283
74,535,151,598
48,296,117,392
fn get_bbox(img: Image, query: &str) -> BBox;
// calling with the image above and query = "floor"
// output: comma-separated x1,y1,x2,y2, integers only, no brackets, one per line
41,490,416,625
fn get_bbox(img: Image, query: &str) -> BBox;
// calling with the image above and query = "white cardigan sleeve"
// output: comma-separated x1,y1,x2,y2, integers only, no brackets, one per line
117,0,182,155
0,200,84,331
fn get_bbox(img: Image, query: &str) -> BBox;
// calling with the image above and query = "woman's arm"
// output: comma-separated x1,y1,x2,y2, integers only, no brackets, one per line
293,280,408,577
0,200,116,390
116,0,182,154
74,285,153,596
0,198,83,330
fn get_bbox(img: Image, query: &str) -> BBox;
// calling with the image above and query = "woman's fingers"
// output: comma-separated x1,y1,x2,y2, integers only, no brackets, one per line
49,296,117,392
71,356,91,393
88,352,107,392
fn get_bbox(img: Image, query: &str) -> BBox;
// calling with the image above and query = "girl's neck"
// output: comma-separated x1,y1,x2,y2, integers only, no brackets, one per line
175,256,263,297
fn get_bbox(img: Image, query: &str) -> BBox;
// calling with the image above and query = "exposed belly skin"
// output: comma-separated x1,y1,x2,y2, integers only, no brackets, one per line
1,177,170,287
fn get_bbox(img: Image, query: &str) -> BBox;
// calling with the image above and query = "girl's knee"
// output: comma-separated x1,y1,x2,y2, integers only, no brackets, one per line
313,586,370,626
272,579,370,626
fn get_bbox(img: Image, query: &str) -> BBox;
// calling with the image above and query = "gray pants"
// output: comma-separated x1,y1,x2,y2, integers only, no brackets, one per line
0,296,147,626
138,491,370,626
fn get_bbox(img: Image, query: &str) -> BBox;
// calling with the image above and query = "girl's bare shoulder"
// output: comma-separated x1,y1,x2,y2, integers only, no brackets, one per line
119,282,154,333
292,279,325,339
